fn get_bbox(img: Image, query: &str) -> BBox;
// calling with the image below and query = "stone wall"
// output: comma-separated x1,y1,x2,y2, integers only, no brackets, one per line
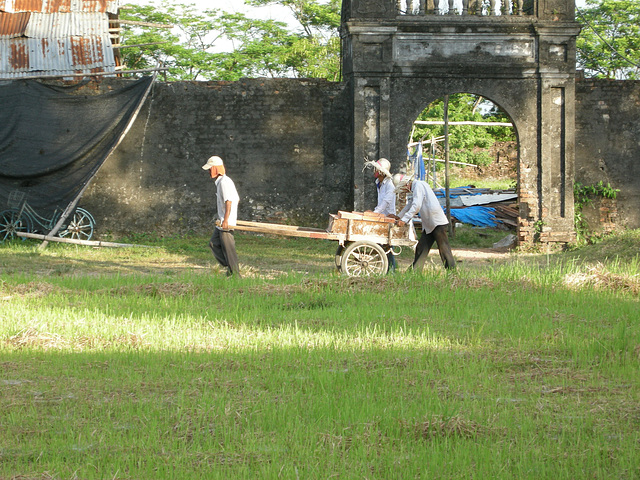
79,78,352,236
64,76,639,237
575,79,640,230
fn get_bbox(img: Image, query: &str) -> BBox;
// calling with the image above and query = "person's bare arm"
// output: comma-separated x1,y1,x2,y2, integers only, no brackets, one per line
221,200,232,230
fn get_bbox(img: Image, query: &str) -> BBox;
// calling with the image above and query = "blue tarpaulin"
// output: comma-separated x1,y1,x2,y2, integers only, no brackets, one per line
449,206,497,227
434,186,498,227
408,143,426,181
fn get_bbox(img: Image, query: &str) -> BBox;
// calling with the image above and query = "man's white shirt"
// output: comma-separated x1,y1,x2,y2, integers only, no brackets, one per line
374,176,396,216
398,180,448,233
215,175,239,227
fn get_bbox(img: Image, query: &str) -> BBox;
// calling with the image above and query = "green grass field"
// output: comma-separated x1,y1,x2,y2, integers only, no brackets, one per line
1,230,639,479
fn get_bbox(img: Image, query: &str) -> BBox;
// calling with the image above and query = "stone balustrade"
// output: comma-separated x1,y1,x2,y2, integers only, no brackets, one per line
396,0,530,16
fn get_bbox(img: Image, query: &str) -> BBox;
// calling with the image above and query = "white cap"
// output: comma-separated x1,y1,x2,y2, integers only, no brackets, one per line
202,155,224,170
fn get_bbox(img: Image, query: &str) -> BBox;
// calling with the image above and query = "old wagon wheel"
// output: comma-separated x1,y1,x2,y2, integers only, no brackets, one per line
58,208,95,240
0,209,32,242
340,241,388,277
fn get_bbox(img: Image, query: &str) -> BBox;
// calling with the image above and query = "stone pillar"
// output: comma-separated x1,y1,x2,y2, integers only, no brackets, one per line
352,76,392,212
537,79,576,243
345,24,395,211
535,24,581,244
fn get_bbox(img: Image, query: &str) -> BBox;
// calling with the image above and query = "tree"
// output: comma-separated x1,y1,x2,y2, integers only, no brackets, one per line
246,0,341,79
410,94,515,167
576,0,640,80
118,0,341,81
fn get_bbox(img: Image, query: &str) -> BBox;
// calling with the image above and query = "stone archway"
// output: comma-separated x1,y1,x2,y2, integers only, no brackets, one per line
342,0,581,244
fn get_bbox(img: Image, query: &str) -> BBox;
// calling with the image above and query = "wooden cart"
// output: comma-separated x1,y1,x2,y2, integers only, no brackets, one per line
233,211,417,276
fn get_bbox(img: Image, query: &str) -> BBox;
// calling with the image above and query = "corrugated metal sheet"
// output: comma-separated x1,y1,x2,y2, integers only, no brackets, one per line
1,12,110,38
0,34,115,76
0,0,118,14
0,9,116,77
25,12,110,37
0,11,30,37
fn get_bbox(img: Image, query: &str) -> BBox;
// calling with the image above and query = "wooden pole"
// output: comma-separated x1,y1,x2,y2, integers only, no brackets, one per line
407,135,445,147
111,19,174,28
405,156,478,167
414,120,513,126
431,136,437,188
38,70,158,250
112,42,169,49
0,68,167,82
443,95,452,237
17,232,154,248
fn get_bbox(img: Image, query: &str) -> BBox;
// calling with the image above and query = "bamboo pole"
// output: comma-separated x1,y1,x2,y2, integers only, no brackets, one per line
402,156,477,167
414,120,513,126
112,42,169,49
17,232,154,248
443,95,452,237
0,68,167,81
431,137,437,188
407,135,445,147
111,19,174,28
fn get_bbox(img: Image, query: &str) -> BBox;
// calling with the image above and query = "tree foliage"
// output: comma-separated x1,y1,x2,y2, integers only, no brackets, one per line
119,0,341,81
410,94,515,167
576,0,640,79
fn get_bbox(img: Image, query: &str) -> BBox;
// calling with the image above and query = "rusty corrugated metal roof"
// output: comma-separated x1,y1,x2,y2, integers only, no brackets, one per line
0,9,117,77
26,12,110,37
0,0,119,14
1,11,109,37
0,11,30,37
0,35,115,77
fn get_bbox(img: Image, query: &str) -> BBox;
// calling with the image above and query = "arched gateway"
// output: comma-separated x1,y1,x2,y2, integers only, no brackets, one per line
342,0,581,244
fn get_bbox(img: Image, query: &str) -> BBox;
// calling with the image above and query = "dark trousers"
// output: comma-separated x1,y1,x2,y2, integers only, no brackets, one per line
387,251,397,273
209,228,241,276
412,224,456,271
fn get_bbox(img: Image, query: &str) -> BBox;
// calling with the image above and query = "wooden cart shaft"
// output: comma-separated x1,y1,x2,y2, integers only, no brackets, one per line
232,213,417,248
233,220,335,240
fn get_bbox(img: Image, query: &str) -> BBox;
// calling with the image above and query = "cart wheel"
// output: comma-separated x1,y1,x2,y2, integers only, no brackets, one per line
0,209,32,242
58,208,95,240
340,241,388,277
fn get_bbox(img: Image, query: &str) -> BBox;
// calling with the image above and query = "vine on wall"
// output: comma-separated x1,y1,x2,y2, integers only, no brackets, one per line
574,181,620,243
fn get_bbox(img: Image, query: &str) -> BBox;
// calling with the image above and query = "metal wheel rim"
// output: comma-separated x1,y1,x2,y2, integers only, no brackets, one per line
341,242,388,277
59,209,94,240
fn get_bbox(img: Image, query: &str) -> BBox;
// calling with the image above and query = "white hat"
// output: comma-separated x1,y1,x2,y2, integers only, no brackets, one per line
202,155,224,170
392,173,414,193
363,157,392,178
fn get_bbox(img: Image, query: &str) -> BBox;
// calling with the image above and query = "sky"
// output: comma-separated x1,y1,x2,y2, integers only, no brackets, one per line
124,0,294,23
122,0,296,52
127,0,587,17
217,0,292,20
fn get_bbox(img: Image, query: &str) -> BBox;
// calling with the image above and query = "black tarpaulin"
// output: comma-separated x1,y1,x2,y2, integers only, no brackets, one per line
0,76,153,225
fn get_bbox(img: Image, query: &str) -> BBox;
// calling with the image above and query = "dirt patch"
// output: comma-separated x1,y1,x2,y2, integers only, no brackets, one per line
453,247,514,260
455,141,518,184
